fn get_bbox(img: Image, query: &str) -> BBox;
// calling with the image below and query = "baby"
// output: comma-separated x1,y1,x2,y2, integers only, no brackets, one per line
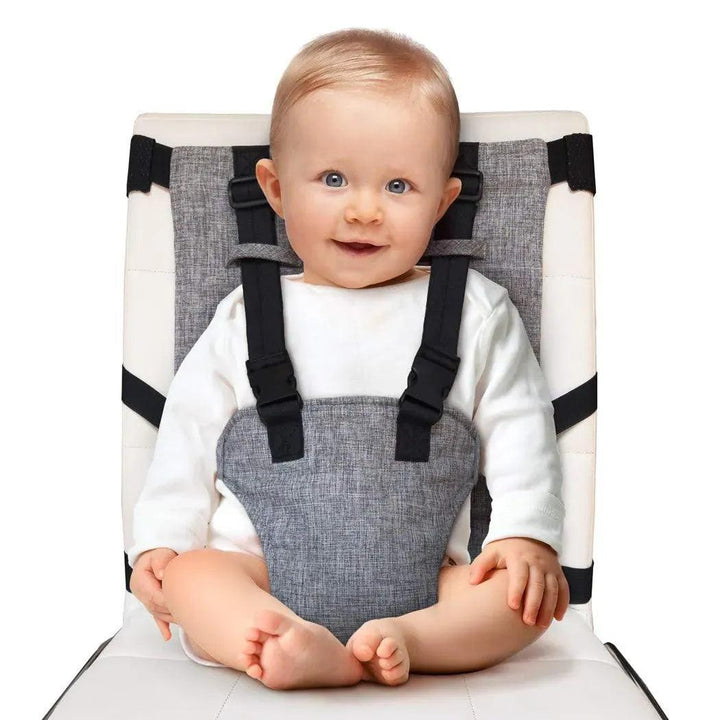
128,28,569,691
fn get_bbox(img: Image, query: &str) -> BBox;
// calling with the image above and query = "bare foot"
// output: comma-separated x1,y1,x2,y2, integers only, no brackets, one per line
345,617,411,686
240,609,364,690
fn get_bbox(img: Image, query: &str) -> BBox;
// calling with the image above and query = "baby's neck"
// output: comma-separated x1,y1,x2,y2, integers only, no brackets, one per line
288,267,428,287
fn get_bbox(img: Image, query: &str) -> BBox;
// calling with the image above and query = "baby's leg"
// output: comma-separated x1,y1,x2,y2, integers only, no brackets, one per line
399,565,549,673
161,548,364,689
161,549,292,667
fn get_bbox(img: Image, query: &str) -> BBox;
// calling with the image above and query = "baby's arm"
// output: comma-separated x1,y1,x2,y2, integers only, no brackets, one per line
127,306,240,570
472,289,565,557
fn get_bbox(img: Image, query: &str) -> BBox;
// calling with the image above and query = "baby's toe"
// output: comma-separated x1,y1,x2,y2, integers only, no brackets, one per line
376,636,398,659
378,650,404,670
245,626,271,643
382,662,409,685
350,624,384,662
242,640,262,655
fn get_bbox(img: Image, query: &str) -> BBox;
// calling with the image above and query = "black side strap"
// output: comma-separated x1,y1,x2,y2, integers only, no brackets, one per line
553,373,597,434
124,552,133,593
547,133,596,194
126,134,172,196
396,143,482,462
562,561,594,604
121,366,165,428
229,146,304,463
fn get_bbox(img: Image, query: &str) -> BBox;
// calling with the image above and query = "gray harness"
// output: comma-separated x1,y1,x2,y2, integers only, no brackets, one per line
219,397,480,644
167,139,551,643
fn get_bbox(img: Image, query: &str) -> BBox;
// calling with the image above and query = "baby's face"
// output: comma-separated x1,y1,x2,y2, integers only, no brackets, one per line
256,87,462,288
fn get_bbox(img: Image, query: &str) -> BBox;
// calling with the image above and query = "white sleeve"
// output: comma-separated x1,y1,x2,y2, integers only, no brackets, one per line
472,290,565,557
126,314,239,569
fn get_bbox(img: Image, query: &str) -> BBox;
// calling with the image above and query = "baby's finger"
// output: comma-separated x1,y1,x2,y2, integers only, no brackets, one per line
469,549,498,585
536,573,558,628
522,564,546,625
154,617,172,641
149,589,172,617
555,571,571,621
153,611,175,624
506,560,529,610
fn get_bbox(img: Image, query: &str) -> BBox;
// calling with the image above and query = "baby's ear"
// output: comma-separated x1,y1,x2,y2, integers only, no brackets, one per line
448,175,463,203
255,159,284,218
435,176,464,223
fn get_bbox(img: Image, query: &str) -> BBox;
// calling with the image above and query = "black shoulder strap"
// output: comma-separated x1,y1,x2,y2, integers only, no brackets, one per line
395,142,482,461
229,146,304,463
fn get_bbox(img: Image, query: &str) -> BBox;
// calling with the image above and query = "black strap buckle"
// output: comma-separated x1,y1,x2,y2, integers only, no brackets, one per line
398,343,460,424
246,350,303,425
453,168,484,203
228,175,269,210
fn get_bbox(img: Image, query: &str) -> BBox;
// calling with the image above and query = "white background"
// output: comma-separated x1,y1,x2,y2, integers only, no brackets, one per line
3,2,715,717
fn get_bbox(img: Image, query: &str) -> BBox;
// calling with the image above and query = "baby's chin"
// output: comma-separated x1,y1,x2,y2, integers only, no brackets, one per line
334,269,417,290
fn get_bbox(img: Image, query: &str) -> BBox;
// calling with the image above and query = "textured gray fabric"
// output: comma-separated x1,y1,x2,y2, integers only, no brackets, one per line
218,396,481,645
470,139,549,359
224,242,301,267
169,147,302,372
169,139,548,369
419,237,486,259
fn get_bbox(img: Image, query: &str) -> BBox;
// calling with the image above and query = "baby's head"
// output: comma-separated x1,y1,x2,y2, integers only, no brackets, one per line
256,28,463,289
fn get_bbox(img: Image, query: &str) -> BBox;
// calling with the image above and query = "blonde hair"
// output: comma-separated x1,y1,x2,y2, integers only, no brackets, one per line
269,28,460,180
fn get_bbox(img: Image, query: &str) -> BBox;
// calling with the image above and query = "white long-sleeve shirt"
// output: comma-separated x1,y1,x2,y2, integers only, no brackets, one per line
127,266,565,574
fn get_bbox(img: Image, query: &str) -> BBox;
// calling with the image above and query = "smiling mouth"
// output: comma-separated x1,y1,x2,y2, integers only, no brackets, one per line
333,240,385,255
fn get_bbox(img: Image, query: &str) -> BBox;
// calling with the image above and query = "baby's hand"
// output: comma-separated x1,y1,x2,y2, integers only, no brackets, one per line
468,537,570,628
129,548,179,640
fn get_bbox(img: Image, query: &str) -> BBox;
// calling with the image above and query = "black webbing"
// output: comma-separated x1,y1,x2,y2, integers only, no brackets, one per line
552,373,597,435
230,146,304,463
121,366,165,428
433,141,484,239
124,552,132,593
546,133,596,194
395,143,482,462
126,134,172,196
562,561,594,604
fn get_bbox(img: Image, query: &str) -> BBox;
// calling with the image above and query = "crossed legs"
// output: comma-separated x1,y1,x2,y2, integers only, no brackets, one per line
161,549,548,689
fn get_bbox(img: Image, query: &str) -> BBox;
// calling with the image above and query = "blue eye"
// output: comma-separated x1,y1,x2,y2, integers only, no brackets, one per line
320,171,411,194
387,178,410,194
322,171,346,188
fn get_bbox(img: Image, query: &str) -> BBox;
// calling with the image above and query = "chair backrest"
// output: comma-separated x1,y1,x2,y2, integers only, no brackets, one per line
121,111,597,626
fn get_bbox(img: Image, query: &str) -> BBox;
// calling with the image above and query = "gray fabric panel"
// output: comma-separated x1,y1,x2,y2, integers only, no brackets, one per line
169,147,301,372
469,139,549,359
218,396,481,645
169,138,548,370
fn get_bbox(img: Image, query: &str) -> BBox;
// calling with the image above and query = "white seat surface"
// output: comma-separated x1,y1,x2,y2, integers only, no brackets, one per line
49,597,660,719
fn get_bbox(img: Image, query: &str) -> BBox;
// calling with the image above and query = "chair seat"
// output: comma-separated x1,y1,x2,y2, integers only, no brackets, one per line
48,601,660,719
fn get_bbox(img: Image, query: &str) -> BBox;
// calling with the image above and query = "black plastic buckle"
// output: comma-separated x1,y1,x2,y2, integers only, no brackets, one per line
398,343,460,424
453,168,484,203
246,350,303,425
228,175,269,210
